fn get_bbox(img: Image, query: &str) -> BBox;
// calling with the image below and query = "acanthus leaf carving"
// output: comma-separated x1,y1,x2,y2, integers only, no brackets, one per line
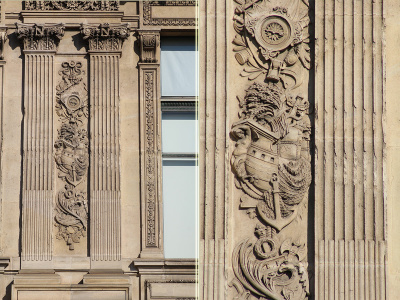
16,23,65,51
54,61,89,250
25,0,119,11
231,0,311,299
81,23,129,52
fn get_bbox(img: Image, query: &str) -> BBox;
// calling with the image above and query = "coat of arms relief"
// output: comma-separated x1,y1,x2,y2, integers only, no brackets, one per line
54,61,89,250
230,0,311,299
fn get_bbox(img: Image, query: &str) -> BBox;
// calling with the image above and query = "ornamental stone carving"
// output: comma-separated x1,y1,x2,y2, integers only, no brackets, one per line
81,23,129,52
138,31,160,63
230,0,311,299
16,23,65,51
54,61,89,250
25,0,119,11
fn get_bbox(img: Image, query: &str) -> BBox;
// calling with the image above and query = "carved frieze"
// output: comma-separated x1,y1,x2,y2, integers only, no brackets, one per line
54,61,88,250
16,23,65,51
143,1,197,26
25,0,119,11
81,23,129,52
139,31,160,63
230,0,311,299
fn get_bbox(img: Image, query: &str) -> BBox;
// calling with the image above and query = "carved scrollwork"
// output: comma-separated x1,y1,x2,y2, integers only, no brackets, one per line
25,0,119,11
231,0,311,299
54,61,88,250
16,23,65,51
139,31,160,63
231,225,309,300
81,23,129,52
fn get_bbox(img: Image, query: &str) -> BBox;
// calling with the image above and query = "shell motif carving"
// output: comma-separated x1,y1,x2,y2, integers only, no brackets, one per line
54,61,88,250
231,0,311,299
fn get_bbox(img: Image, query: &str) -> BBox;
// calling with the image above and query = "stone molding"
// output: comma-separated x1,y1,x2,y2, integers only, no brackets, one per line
142,1,197,27
81,23,129,52
15,23,65,51
24,0,120,11
138,31,160,63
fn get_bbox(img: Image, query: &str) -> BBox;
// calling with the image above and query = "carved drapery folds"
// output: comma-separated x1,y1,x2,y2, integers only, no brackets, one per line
138,31,160,63
16,23,65,51
230,0,311,299
25,0,119,11
54,61,88,250
81,23,129,52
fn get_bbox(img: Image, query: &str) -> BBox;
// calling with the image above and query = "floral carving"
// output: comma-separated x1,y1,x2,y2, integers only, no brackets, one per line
231,0,311,298
144,71,156,247
81,23,129,52
16,23,65,51
54,61,88,250
25,0,119,11
55,184,88,250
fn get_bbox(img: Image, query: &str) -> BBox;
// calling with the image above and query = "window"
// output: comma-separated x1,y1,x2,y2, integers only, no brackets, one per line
160,37,198,259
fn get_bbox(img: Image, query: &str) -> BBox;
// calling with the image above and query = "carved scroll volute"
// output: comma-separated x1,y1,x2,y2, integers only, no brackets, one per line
54,61,89,251
16,23,65,51
138,31,160,63
230,0,311,299
80,23,129,52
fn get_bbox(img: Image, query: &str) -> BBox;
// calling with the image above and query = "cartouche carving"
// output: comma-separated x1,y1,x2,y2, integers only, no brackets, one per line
81,23,129,52
16,23,65,51
231,0,311,299
25,0,119,11
54,61,88,250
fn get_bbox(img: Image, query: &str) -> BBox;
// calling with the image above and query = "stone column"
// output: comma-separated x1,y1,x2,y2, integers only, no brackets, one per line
16,23,64,267
0,26,6,254
315,1,386,298
137,30,163,259
81,23,129,266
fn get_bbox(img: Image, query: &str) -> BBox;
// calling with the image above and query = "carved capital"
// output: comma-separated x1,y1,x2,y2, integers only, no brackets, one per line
0,27,7,60
138,31,160,63
81,23,129,52
25,0,119,11
15,23,65,51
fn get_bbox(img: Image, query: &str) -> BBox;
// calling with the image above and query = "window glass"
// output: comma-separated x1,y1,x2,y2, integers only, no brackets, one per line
162,160,197,259
161,111,196,154
160,37,197,97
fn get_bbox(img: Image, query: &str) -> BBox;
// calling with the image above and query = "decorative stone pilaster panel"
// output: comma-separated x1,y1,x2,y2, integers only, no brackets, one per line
16,23,65,266
137,30,163,258
81,24,128,264
229,1,312,299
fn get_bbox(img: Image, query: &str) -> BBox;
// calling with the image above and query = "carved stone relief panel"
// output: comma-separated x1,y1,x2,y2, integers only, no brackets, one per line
54,61,88,251
24,1,119,11
230,0,311,299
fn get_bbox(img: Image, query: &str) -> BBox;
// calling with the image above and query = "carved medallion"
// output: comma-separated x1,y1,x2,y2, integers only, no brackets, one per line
54,61,88,250
231,0,311,299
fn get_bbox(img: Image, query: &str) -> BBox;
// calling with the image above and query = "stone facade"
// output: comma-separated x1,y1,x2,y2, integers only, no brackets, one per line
0,0,399,299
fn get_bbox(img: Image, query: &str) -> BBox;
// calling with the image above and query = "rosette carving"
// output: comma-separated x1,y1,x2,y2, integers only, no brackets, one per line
54,61,89,250
230,0,311,299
